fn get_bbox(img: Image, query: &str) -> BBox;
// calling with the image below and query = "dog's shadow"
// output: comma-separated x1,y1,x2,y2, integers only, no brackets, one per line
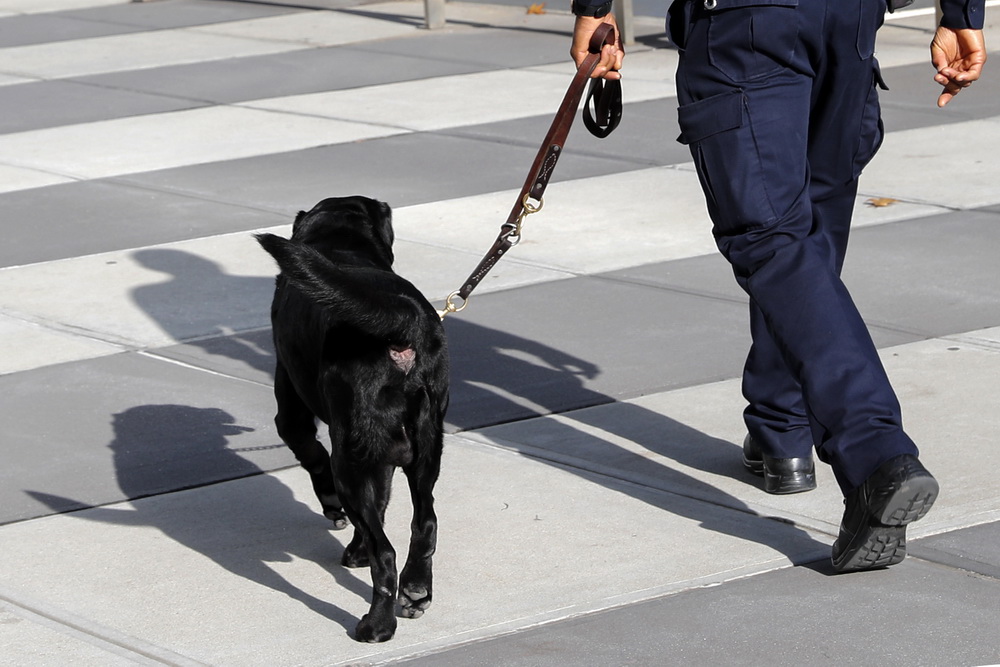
27,404,367,634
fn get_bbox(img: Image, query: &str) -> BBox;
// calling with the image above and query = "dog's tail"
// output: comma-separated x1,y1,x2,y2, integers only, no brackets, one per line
255,232,429,342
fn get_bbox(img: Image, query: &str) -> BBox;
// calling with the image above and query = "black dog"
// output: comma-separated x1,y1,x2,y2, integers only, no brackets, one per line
255,196,449,643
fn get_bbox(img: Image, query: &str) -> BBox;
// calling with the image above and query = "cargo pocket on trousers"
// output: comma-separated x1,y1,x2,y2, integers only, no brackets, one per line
852,61,887,178
678,88,777,233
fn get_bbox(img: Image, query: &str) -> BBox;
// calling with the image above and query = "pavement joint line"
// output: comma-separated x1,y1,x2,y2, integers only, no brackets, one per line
908,544,1000,581
352,556,817,666
137,348,275,388
0,306,138,350
940,331,1000,351
0,585,207,667
455,430,844,538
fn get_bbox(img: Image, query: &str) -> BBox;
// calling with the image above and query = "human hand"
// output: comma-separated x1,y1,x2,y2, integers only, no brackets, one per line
931,26,986,107
571,14,623,80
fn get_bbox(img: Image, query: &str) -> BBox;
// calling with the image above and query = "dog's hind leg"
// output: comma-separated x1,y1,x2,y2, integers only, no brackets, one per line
336,464,399,643
273,362,347,529
398,452,439,620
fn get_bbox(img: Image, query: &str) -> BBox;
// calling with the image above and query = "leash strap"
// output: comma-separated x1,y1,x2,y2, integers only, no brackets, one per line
438,24,621,318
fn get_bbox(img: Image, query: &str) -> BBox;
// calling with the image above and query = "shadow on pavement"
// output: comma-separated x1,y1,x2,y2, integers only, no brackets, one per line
27,404,367,636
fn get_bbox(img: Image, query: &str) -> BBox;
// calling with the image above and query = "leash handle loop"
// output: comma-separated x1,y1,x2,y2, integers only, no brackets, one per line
439,24,621,319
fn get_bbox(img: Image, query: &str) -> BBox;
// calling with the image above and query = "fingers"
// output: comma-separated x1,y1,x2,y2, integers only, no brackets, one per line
930,27,986,107
934,64,982,106
571,15,623,80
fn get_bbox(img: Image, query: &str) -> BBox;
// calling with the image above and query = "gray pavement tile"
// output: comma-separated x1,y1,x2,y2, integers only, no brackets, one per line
843,209,1000,338
0,80,205,135
880,60,1000,132
117,128,650,219
454,97,686,168
0,180,284,268
0,14,138,49
606,208,1000,345
67,45,484,108
67,0,303,28
910,520,1000,580
0,0,301,47
397,557,1000,666
351,24,577,69
443,274,750,430
0,351,293,525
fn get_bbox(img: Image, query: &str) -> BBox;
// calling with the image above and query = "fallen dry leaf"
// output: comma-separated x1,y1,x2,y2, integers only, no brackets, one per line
527,3,546,14
866,197,899,207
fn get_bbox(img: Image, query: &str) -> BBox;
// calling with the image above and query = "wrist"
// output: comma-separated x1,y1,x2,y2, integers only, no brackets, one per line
571,0,613,17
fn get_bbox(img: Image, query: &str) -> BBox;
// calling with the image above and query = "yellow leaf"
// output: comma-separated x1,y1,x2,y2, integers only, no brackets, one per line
866,197,899,208
527,3,546,14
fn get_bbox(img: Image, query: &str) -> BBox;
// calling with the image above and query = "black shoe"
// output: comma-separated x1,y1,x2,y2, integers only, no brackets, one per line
831,454,938,573
742,434,816,494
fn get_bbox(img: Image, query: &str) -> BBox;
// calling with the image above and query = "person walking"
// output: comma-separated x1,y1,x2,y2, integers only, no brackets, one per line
569,0,986,571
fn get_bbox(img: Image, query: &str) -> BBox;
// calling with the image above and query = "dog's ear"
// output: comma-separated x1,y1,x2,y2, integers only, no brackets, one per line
292,210,308,237
370,200,395,266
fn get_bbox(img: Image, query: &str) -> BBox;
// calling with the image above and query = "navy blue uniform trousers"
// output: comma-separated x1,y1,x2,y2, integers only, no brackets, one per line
669,0,917,494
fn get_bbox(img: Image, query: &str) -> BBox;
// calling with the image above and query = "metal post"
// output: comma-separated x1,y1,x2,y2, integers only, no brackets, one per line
613,0,635,46
424,0,446,29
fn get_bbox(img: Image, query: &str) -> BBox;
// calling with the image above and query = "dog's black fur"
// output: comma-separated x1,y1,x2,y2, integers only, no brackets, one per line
255,196,449,643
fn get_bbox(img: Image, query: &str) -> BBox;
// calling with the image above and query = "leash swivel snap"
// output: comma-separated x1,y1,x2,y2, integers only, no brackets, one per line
437,290,469,320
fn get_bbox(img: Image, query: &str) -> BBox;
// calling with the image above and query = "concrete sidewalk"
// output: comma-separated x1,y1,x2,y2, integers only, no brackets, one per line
1,1,999,665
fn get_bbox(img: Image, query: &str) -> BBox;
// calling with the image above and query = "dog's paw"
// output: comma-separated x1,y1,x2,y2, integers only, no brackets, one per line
341,546,370,569
323,508,349,530
354,614,396,643
398,583,432,619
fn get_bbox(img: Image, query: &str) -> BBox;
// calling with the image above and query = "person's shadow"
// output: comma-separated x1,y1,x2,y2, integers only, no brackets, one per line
130,248,276,379
27,404,369,635
443,317,830,564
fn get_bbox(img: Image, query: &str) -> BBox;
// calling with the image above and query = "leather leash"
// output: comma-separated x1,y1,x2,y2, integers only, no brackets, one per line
437,23,622,319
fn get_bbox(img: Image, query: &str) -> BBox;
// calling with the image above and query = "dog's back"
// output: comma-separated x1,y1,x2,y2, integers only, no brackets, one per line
260,232,448,463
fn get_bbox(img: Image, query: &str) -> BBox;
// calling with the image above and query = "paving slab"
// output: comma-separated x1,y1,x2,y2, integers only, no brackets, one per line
0,0,300,47
0,223,568,359
0,79,206,134
0,351,292,524
0,105,404,181
464,329,1000,537
611,207,1000,343
0,0,124,16
0,600,140,667
0,437,829,666
911,519,1000,579
398,551,1000,667
113,129,641,218
0,314,124,375
862,117,1000,209
63,45,484,112
0,180,285,268
0,26,304,80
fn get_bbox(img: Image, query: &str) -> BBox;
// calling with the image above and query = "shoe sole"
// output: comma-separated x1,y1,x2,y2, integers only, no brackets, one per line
832,475,939,572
